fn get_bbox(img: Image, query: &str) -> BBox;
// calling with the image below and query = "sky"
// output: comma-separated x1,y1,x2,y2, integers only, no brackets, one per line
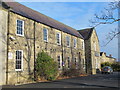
17,2,118,61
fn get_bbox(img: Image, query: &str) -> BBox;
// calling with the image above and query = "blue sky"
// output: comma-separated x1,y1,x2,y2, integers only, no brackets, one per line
19,2,118,60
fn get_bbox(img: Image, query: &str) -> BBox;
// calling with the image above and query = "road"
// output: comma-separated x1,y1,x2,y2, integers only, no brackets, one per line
2,72,120,88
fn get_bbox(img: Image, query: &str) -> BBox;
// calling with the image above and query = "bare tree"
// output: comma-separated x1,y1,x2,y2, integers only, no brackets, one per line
89,0,120,46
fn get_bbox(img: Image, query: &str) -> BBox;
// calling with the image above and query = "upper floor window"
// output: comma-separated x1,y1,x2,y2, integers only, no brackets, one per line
66,36,70,47
16,20,24,36
82,41,84,50
73,39,77,48
56,33,61,45
94,42,96,51
43,28,48,42
15,50,23,71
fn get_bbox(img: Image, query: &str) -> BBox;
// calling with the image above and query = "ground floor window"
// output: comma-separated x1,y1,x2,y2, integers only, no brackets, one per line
15,50,23,71
67,57,70,69
57,55,61,69
82,59,86,69
74,58,77,69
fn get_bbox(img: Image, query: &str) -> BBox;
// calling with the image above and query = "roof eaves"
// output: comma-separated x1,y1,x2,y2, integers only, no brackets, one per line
4,1,84,39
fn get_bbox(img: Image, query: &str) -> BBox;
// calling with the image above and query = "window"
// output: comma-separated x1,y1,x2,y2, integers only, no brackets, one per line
74,58,77,66
94,42,96,51
15,50,23,71
67,57,70,68
82,41,84,50
96,59,98,69
66,36,70,47
83,59,86,69
56,33,61,45
73,39,77,48
43,28,48,42
16,20,24,36
57,56,61,69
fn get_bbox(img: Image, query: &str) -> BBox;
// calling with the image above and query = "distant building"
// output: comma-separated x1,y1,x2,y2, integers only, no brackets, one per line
78,28,101,75
100,52,116,63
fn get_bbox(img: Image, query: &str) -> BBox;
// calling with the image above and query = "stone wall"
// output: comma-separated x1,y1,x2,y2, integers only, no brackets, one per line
84,30,100,75
7,12,35,85
6,11,85,85
0,6,8,85
90,30,100,74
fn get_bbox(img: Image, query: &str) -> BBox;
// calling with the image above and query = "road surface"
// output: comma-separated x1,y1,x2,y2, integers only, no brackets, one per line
2,72,120,88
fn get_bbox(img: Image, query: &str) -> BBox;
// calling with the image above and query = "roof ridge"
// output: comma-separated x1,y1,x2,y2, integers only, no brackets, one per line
78,27,94,31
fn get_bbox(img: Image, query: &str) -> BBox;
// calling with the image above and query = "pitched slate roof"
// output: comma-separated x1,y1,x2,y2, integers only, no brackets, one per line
100,52,104,56
3,1,83,39
78,28,94,40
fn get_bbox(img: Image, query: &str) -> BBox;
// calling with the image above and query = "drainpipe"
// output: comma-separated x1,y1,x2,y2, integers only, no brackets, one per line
33,21,36,81
70,36,73,67
61,31,64,71
6,10,10,85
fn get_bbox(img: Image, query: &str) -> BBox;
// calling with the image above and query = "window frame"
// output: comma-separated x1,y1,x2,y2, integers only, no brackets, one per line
43,28,48,42
74,57,77,68
73,38,77,48
82,41,84,50
16,19,24,36
15,50,23,72
56,32,61,45
67,57,70,69
94,42,96,51
66,36,70,47
57,55,62,69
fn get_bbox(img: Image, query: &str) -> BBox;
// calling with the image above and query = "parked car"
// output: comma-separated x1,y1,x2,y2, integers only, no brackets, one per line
101,66,113,74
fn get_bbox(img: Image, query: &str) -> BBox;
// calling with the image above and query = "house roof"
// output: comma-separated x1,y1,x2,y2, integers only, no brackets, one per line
100,52,116,59
100,52,104,56
78,28,94,40
3,1,83,39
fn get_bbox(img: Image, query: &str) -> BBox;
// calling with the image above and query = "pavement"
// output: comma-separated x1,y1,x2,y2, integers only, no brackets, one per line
2,72,120,88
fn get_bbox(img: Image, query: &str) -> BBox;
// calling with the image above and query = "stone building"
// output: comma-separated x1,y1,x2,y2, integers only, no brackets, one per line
0,1,86,85
100,52,116,64
78,28,101,75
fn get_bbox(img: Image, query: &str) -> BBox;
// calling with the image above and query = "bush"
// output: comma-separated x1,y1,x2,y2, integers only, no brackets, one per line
61,64,80,77
111,62,120,71
36,51,58,81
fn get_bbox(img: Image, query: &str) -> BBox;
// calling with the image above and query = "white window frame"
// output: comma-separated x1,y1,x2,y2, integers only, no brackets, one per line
16,19,24,36
56,32,61,45
94,42,96,51
73,38,77,48
43,28,48,42
82,41,84,50
96,59,98,69
15,50,23,71
66,36,70,47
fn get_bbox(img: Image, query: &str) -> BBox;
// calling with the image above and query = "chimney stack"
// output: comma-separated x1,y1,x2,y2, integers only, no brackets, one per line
104,52,106,56
109,54,112,57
